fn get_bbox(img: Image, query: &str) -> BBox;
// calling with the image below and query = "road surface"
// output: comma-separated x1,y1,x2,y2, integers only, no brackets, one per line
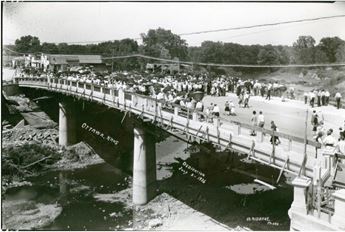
203,94,345,140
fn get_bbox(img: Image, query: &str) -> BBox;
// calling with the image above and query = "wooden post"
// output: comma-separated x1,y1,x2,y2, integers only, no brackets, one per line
170,116,173,129
260,128,264,143
317,166,321,218
299,109,309,177
76,82,79,93
288,139,292,151
228,133,232,149
270,130,276,164
276,156,289,183
90,83,94,100
196,125,203,137
217,127,220,145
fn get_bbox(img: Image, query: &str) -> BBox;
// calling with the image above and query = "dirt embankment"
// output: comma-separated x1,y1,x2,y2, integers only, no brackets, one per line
248,67,345,99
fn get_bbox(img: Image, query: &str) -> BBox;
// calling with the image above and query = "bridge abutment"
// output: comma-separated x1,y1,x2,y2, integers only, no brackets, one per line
59,101,77,146
133,127,157,205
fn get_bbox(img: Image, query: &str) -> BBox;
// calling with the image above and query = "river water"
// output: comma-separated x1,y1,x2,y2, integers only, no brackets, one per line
3,136,293,231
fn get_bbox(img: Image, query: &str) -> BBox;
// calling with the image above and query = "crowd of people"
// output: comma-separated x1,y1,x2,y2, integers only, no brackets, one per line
304,89,343,109
16,67,345,154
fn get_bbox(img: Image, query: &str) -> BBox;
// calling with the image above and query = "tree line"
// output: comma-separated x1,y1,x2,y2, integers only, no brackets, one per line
5,28,345,72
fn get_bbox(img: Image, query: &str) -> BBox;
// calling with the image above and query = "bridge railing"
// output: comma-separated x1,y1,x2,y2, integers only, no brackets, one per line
15,76,322,172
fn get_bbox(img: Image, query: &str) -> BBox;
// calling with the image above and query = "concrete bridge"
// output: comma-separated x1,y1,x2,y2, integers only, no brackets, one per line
11,76,345,231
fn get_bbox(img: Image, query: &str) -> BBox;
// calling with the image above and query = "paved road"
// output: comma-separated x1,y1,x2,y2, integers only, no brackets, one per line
203,93,345,140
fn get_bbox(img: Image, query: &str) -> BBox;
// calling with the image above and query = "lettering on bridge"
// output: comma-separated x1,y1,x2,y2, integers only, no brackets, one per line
81,123,119,146
179,161,206,184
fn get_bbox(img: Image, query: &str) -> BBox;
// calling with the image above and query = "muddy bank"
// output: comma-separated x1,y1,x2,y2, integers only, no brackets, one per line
2,200,63,230
93,186,240,231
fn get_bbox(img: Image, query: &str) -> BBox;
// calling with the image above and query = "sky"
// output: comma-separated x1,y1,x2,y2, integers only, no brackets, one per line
3,2,345,47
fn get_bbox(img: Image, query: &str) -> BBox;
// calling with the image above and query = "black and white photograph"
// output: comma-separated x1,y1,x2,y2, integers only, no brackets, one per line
1,1,345,231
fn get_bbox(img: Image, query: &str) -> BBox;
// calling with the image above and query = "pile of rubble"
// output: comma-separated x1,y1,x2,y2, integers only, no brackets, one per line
2,125,58,148
7,95,40,112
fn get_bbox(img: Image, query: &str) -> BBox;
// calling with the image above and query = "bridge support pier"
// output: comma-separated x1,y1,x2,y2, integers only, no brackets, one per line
59,102,77,146
133,127,157,205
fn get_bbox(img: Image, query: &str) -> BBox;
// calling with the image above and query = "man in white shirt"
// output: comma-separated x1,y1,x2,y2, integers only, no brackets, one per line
335,92,342,109
325,90,330,105
213,104,220,117
195,101,203,112
334,134,345,166
258,111,265,128
304,92,309,104
323,129,337,147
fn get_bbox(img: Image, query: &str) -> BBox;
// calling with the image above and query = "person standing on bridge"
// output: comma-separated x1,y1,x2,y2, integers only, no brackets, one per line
243,91,250,108
270,121,281,145
321,89,326,106
258,111,265,131
334,134,345,166
250,111,258,136
335,92,342,109
213,104,220,117
266,83,272,100
304,91,309,104
317,90,322,107
229,100,236,116
311,110,319,135
224,101,230,116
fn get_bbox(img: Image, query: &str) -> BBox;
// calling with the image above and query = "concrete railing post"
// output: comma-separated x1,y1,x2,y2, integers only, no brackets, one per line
192,111,198,121
174,106,180,116
332,189,345,230
289,177,311,215
288,177,311,231
58,101,77,146
237,124,241,135
133,127,157,205
213,117,220,128
118,88,125,106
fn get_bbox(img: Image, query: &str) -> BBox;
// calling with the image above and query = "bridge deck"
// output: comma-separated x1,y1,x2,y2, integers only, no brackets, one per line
15,77,332,179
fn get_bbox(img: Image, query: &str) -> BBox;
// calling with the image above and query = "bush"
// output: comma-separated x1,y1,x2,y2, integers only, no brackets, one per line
2,143,61,177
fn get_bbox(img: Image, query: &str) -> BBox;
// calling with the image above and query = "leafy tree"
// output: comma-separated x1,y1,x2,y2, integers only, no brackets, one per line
41,42,59,54
15,35,41,53
141,28,188,60
335,43,345,62
293,35,316,64
57,43,70,54
313,47,329,63
257,45,280,65
293,35,316,49
319,37,344,63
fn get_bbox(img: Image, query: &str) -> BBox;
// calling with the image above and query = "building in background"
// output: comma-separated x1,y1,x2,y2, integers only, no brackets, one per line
41,54,107,72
